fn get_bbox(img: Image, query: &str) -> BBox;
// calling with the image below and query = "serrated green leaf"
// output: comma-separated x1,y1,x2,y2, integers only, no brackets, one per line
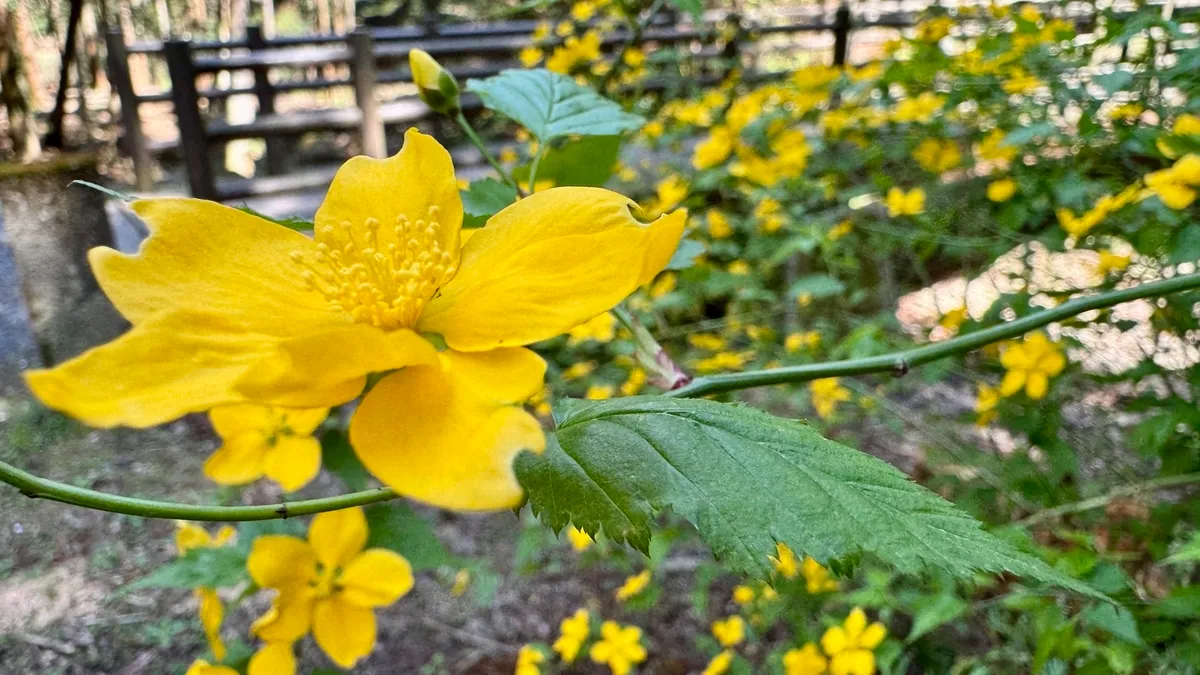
513,135,623,187
364,502,456,572
906,592,969,642
125,546,248,591
461,178,518,228
515,396,1101,596
666,238,705,270
466,69,644,142
1082,603,1144,645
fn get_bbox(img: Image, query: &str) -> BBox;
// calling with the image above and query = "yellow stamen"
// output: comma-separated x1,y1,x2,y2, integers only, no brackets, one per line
294,206,456,330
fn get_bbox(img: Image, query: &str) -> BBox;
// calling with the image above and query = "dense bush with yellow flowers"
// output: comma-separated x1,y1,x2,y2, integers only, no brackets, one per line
9,0,1200,673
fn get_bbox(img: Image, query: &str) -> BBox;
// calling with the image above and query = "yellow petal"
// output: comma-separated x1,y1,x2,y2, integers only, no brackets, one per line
315,128,462,277
419,188,686,351
1039,350,1066,376
308,507,368,570
24,311,276,428
999,369,1026,397
860,622,887,649
284,407,330,435
349,348,547,510
1025,371,1049,400
251,592,313,643
247,535,317,592
338,549,415,607
186,661,239,675
248,642,296,675
830,650,875,675
210,404,279,438
235,325,439,408
97,199,335,331
821,625,848,655
196,588,226,661
844,607,868,639
312,597,377,669
203,435,268,486
263,436,323,492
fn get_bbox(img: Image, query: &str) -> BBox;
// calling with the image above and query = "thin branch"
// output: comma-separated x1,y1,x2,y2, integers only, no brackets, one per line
1017,472,1200,526
454,111,521,192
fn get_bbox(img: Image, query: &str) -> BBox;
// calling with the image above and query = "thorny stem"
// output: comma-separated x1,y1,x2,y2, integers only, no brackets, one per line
454,111,521,193
2,273,1200,522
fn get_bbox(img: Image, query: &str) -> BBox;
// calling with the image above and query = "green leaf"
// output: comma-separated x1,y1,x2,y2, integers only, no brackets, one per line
667,0,704,20
1092,70,1134,94
789,274,847,300
1170,223,1200,265
125,546,248,591
667,238,705,270
513,135,623,187
320,429,372,492
906,592,969,643
516,397,1100,595
232,205,314,231
364,502,456,572
461,178,518,228
466,69,644,142
1165,532,1200,564
1082,603,1144,645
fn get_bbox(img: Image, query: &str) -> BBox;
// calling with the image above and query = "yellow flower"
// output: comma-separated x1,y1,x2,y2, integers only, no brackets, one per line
939,305,969,332
912,138,961,174
703,650,735,675
976,128,1018,163
616,569,652,600
586,384,614,400
771,542,800,579
707,209,733,239
590,621,648,675
1018,4,1041,22
1174,113,1200,136
186,661,237,675
196,588,226,661
554,609,591,663
176,522,236,556
248,642,296,675
810,378,851,420
203,404,327,492
571,0,596,21
802,557,839,594
516,644,546,675
891,92,945,124
519,46,544,68
532,21,552,42
821,608,887,675
1095,250,1131,278
642,120,665,140
649,272,676,299
987,178,1017,203
1110,102,1143,123
975,382,999,426
828,220,853,241
998,333,1066,400
915,15,953,42
451,568,471,596
792,64,841,90
712,615,745,648
247,507,414,669
620,367,647,396
624,47,647,68
651,175,690,214
783,643,828,675
556,20,575,37
568,312,616,345
693,125,736,170
688,333,727,351
1144,154,1200,209
567,526,594,551
563,361,596,381
732,585,756,606
694,351,749,373
885,187,925,217
26,130,685,512
1001,70,1044,95
546,31,602,73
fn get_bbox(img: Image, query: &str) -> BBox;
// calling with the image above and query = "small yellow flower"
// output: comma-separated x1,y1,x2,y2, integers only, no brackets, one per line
516,644,546,675
1001,70,1044,95
976,128,1018,163
563,361,596,381
809,378,851,420
519,46,544,68
203,404,328,493
705,210,733,239
694,351,749,374
998,333,1066,400
712,615,746,648
590,621,647,675
554,609,591,663
693,125,736,170
620,368,647,396
885,187,925,217
728,260,751,276
915,15,953,42
802,557,839,594
827,220,854,241
975,382,999,427
939,305,969,332
642,120,665,140
891,92,945,124
248,507,414,669
624,48,647,68
586,384,614,400
649,273,676,299
175,522,236,556
1144,154,1200,209
732,585,756,606
703,649,735,675
450,568,471,597
568,312,616,345
571,0,596,21
771,542,800,579
556,20,575,37
185,661,237,675
616,569,652,601
987,178,1018,203
1095,250,1131,278
175,522,236,661
651,175,689,214
783,643,828,675
409,49,460,115
688,333,727,351
821,608,887,675
912,138,961,174
567,526,594,551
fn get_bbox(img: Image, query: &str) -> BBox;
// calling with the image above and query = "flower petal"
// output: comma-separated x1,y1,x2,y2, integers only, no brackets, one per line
196,588,225,661
349,348,547,510
203,435,268,486
24,311,277,428
315,128,462,275
97,199,337,332
418,188,686,351
998,369,1026,397
250,593,313,643
309,507,368,570
263,436,323,492
859,622,887,649
247,535,317,591
235,325,439,408
210,404,279,438
1025,371,1049,400
312,597,377,669
248,642,296,675
339,549,415,608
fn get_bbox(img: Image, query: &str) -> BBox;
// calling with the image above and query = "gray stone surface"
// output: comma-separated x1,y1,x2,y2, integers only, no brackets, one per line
0,202,43,395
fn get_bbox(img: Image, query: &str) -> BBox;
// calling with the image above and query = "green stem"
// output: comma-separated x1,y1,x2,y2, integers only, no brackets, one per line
1017,472,1200,526
526,145,547,191
2,273,1199,522
668,272,1200,398
454,111,520,192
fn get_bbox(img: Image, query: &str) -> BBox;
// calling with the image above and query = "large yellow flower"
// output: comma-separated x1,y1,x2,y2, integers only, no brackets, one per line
25,129,685,511
248,507,413,669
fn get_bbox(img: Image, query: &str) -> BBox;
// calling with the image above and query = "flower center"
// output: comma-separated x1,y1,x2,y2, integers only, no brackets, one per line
309,564,339,599
294,206,457,330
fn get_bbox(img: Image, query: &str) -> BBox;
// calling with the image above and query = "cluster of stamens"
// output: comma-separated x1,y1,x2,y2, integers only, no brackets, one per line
293,205,456,330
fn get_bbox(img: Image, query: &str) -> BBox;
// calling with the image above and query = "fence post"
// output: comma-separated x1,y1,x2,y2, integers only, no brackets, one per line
349,29,385,159
246,25,286,175
163,39,218,200
832,2,852,67
105,29,153,191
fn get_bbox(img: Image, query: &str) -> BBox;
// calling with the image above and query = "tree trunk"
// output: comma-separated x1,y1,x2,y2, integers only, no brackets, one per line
316,0,331,33
80,0,103,90
44,0,85,148
0,5,42,160
13,2,43,109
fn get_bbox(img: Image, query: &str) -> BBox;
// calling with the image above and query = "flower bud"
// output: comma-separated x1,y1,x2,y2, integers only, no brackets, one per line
409,49,460,116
